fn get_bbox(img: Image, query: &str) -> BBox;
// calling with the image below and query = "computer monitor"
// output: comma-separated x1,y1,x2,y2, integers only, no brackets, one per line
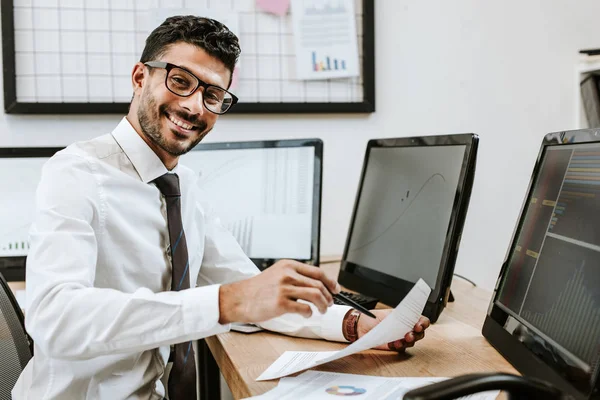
338,134,478,323
180,139,323,269
483,129,600,399
0,147,63,281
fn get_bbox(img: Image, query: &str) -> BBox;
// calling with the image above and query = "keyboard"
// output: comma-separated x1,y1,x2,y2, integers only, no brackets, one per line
334,291,379,310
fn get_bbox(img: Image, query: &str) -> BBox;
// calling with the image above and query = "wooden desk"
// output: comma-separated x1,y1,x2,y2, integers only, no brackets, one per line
8,281,25,294
8,281,26,313
206,263,517,399
9,267,517,399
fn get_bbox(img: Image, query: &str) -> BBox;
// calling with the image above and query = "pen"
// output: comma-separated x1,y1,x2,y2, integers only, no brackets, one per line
333,291,376,318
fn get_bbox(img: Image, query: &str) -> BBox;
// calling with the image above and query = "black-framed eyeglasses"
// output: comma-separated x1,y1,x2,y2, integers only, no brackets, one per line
144,61,238,115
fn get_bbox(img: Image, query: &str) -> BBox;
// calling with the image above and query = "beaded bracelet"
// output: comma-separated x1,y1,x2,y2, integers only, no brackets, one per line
342,309,361,343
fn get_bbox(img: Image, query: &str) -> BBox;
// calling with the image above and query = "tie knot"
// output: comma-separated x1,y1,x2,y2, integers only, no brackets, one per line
153,173,181,197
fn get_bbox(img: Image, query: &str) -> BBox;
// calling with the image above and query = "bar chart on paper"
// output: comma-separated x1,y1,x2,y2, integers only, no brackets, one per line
0,158,48,258
312,51,347,72
0,236,31,257
291,0,360,80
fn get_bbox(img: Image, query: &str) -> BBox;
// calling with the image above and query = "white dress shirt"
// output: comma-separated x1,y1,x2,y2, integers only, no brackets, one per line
13,117,350,400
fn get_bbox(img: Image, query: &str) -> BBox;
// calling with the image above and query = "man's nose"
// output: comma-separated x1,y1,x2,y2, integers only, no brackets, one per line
180,89,205,116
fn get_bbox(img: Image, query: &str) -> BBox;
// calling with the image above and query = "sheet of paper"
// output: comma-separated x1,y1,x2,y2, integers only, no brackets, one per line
256,279,431,381
246,371,500,400
290,0,360,80
256,0,290,16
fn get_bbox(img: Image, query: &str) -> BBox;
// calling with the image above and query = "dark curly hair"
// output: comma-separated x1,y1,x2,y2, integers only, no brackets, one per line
140,15,241,87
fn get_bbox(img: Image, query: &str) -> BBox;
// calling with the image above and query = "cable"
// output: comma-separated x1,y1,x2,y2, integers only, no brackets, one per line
454,273,477,287
319,260,478,288
319,259,342,264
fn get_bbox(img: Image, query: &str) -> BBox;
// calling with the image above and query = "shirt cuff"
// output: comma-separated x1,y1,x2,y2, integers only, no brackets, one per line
321,304,352,342
181,284,231,336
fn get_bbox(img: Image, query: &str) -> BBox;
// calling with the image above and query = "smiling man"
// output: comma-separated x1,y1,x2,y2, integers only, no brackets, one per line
13,16,429,399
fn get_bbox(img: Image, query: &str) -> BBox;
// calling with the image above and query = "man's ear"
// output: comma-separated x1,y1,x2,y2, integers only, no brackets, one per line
131,62,147,95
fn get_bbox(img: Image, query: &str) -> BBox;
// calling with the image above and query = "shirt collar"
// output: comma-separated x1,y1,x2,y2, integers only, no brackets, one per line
111,117,179,183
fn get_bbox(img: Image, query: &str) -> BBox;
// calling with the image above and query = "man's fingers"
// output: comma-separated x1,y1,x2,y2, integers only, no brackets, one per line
387,339,407,352
403,330,425,343
284,300,313,318
286,287,330,314
384,316,428,352
417,316,430,330
288,260,340,294
289,272,334,305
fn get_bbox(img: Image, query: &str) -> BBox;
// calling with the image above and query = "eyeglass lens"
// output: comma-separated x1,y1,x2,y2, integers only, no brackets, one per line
167,67,233,114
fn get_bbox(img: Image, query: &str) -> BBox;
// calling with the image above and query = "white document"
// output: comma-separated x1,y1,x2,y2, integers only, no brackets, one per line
290,0,359,80
246,371,500,400
256,279,431,381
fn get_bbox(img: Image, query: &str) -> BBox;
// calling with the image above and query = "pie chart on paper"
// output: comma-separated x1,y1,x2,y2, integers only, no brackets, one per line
325,385,367,396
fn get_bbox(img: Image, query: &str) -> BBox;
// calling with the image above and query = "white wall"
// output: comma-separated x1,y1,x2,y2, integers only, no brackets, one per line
2,1,600,290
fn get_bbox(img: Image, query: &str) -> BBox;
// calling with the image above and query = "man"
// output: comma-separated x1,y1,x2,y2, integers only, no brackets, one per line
13,16,429,399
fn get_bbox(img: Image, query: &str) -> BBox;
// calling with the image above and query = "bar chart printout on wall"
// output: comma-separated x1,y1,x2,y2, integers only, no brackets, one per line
497,146,600,369
290,0,359,80
180,146,314,260
0,158,48,257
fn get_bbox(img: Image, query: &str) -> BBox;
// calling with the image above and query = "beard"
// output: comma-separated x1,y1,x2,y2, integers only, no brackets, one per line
137,89,211,157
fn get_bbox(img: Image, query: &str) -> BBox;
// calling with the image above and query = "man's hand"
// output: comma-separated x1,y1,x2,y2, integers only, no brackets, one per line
356,309,430,352
218,259,340,324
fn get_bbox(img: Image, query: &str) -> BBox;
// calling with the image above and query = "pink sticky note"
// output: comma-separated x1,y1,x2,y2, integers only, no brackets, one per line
230,65,240,90
256,0,290,16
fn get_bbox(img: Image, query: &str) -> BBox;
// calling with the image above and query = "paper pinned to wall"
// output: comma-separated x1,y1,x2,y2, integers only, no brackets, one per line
290,0,360,80
256,0,291,16
230,66,241,90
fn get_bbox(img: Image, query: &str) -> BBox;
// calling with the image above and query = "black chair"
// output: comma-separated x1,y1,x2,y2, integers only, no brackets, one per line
403,373,569,400
0,273,32,400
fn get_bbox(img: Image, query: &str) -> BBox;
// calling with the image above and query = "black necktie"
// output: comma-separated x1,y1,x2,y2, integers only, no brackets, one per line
153,173,197,400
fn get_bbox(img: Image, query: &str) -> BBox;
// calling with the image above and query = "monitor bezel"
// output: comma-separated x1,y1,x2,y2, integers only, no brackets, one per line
339,133,478,305
189,138,323,269
0,147,64,281
483,128,600,400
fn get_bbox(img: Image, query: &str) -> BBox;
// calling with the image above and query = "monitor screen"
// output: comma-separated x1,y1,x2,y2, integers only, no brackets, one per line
484,129,600,398
339,134,478,314
345,145,466,289
0,148,63,280
180,139,322,267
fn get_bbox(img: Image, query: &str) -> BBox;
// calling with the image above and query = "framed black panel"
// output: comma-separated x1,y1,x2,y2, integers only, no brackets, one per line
1,0,374,114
